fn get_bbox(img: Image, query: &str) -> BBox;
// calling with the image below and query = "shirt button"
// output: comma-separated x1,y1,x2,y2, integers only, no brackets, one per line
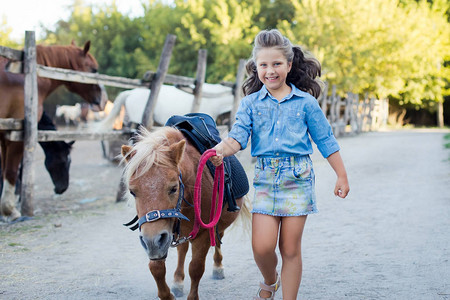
276,153,280,156
275,138,279,141
276,121,280,124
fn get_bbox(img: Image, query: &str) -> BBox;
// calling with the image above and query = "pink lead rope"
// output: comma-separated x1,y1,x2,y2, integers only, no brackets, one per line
188,149,224,246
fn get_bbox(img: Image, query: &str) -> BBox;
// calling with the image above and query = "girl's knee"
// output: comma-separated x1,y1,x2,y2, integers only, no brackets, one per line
252,241,276,258
279,244,302,261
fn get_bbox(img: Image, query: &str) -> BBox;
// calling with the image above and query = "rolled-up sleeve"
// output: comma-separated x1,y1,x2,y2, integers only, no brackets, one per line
228,97,252,150
305,99,340,158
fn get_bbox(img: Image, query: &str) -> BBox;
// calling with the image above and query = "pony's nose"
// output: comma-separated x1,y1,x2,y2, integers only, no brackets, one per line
139,230,172,257
54,186,68,194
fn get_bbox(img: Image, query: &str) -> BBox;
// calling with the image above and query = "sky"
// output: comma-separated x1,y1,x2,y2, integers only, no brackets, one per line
2,0,145,41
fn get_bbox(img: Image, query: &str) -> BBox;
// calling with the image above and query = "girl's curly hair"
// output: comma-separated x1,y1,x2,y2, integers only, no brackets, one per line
242,29,322,98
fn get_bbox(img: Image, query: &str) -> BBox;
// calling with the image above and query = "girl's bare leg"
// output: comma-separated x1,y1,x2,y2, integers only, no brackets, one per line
252,213,280,298
279,215,307,300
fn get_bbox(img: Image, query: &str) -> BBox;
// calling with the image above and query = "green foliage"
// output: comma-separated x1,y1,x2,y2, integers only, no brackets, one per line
1,0,449,112
172,0,260,81
0,17,20,48
279,0,450,105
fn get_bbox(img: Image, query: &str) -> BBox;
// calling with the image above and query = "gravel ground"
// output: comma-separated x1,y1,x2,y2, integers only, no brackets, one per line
1,128,449,300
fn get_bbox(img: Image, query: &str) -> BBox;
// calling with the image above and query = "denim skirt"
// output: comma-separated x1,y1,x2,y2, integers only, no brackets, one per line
251,155,318,217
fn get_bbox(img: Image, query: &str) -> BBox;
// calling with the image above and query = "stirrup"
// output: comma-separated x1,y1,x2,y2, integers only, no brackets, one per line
253,273,281,300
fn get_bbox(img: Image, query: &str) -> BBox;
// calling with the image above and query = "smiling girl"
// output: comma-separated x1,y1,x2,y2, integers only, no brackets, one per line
209,29,349,299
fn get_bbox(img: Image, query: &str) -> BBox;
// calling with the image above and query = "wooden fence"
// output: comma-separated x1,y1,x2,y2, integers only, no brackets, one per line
0,31,246,216
0,31,383,216
318,83,388,138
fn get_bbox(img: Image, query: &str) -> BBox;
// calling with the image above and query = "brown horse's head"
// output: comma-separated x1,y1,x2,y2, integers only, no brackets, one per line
37,41,105,109
121,127,188,260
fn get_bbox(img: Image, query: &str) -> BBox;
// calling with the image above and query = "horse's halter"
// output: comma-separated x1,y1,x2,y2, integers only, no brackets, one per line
123,172,190,247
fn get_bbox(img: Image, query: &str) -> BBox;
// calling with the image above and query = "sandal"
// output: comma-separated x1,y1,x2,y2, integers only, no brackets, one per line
254,273,281,300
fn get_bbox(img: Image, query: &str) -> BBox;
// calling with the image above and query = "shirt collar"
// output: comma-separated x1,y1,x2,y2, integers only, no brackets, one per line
257,83,308,102
256,85,270,101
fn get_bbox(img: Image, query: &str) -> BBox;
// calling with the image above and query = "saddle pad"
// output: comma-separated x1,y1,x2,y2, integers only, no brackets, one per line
165,113,249,200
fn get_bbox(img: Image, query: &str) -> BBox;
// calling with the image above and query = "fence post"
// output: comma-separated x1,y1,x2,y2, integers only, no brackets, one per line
319,82,329,115
21,31,38,216
142,34,176,129
191,49,207,113
229,59,246,130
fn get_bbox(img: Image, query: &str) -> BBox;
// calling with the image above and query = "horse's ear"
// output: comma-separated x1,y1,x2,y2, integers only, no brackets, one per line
169,140,186,165
83,41,91,56
121,145,135,162
71,39,76,46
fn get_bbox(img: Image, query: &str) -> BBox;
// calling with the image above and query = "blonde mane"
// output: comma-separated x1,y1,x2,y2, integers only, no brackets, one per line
121,126,183,186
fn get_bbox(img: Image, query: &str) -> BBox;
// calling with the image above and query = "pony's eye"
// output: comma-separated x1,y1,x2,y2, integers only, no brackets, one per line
129,190,136,197
169,186,178,195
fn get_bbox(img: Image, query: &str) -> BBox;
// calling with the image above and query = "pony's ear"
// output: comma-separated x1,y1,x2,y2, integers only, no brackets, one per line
71,39,76,46
121,145,135,162
169,140,186,165
83,41,91,56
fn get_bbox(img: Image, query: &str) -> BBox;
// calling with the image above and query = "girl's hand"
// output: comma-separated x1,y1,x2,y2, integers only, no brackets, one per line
334,176,349,198
208,138,241,167
209,145,224,167
209,153,223,167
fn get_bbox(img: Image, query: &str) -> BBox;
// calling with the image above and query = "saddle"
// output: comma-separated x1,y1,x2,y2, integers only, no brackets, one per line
165,113,249,212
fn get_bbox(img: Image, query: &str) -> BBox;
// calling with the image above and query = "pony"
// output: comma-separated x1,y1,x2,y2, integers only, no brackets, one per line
35,111,74,195
0,112,73,209
121,126,250,300
55,103,82,126
96,83,234,131
0,41,104,221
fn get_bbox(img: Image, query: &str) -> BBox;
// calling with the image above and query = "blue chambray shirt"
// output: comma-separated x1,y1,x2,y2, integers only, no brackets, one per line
228,84,340,158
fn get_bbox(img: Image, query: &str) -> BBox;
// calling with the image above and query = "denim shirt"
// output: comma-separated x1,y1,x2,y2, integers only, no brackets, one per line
228,84,340,158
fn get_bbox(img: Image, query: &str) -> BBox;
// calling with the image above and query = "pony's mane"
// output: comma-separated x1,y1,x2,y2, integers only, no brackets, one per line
36,45,97,69
122,126,183,185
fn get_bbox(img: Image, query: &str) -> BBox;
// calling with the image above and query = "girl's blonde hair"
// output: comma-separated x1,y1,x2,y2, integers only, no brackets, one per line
242,29,322,98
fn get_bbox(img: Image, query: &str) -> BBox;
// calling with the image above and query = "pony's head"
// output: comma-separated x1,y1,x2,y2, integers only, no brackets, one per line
39,140,74,194
37,111,73,194
37,41,106,109
121,127,187,260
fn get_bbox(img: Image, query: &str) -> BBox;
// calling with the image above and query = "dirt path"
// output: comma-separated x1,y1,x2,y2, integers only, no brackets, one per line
1,129,449,300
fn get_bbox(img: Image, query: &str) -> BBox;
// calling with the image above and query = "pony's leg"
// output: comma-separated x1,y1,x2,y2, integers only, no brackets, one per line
1,180,20,220
187,232,211,300
0,142,22,220
149,260,175,300
212,231,225,280
172,241,189,297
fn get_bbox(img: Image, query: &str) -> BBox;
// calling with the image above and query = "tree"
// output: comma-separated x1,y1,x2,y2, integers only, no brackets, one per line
172,0,260,82
0,17,20,48
279,0,450,107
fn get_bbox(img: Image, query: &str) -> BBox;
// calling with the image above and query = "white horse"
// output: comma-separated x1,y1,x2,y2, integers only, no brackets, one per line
95,83,234,131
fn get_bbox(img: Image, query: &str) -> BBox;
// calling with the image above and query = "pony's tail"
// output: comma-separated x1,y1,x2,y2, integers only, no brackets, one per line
92,90,130,132
226,195,252,239
238,195,252,234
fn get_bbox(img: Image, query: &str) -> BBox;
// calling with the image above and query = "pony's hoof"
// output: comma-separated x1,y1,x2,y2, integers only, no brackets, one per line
1,206,21,222
212,266,225,280
171,282,184,297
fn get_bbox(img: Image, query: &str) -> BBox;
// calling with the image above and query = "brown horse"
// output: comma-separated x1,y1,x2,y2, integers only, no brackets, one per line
121,127,250,300
0,41,104,220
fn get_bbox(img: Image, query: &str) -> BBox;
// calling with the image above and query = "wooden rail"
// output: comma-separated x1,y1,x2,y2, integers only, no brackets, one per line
6,129,133,142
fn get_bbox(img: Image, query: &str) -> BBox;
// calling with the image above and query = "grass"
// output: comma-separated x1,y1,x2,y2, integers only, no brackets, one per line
444,133,450,149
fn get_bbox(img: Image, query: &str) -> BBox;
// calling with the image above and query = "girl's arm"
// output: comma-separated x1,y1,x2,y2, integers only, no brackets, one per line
209,137,241,166
326,151,350,198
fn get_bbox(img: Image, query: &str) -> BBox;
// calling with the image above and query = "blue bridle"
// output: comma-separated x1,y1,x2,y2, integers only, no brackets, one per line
123,173,190,232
